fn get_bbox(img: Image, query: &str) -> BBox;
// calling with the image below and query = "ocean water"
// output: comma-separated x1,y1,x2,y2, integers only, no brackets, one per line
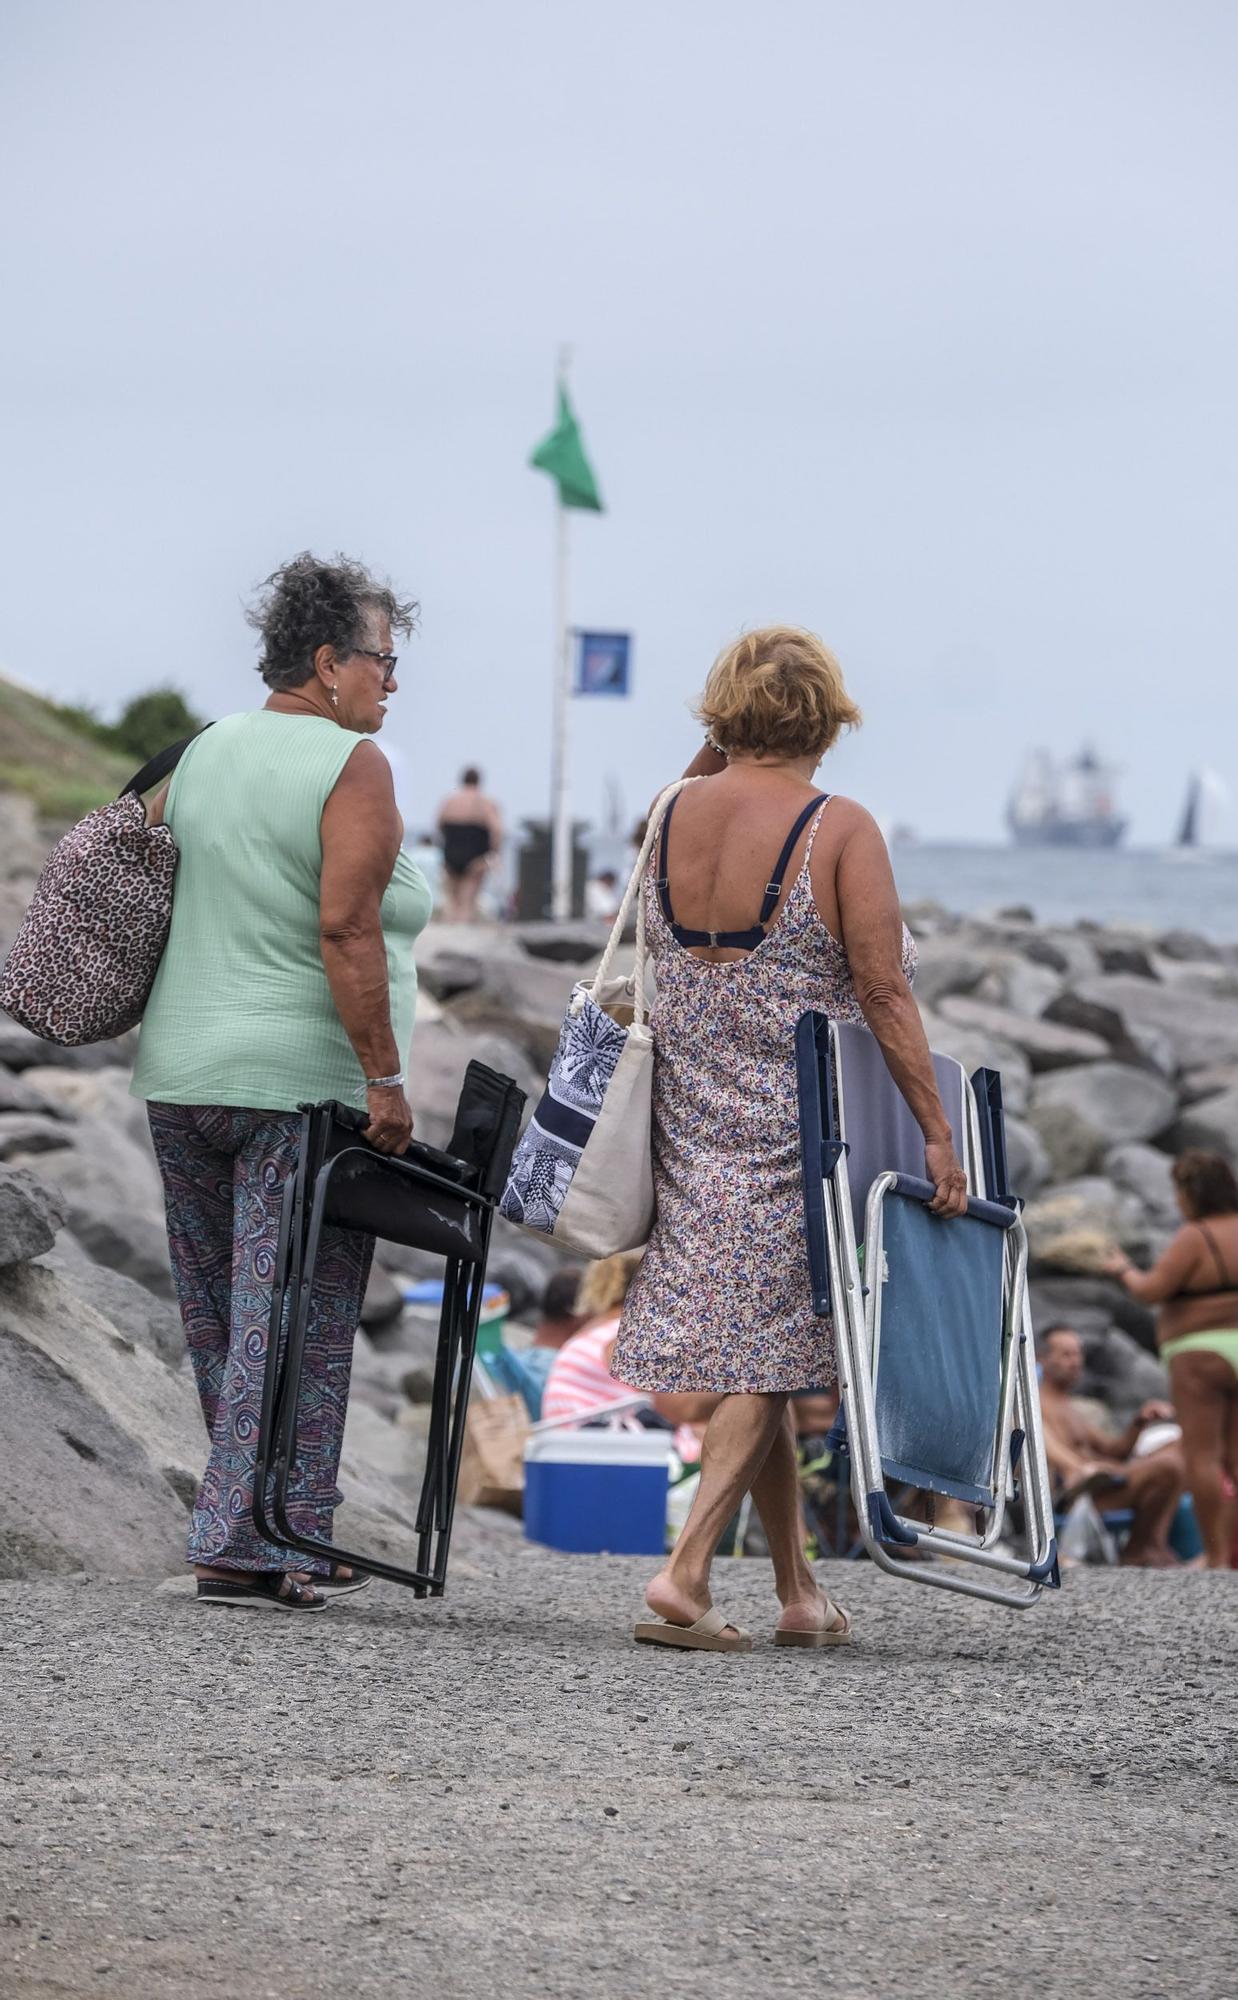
889,843,1238,942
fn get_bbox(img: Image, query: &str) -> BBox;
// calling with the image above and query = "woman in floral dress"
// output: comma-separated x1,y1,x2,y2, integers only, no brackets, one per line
611,627,968,1651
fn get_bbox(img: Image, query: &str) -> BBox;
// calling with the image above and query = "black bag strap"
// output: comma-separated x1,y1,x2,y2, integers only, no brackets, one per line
119,724,213,799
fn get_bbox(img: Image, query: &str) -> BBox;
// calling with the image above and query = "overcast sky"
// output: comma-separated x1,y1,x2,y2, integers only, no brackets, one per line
2,1,1235,844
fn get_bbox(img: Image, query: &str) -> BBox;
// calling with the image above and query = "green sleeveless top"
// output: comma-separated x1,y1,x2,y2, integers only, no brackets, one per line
131,711,432,1112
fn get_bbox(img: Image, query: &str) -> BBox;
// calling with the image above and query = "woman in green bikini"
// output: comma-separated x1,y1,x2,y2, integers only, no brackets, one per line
1104,1150,1238,1568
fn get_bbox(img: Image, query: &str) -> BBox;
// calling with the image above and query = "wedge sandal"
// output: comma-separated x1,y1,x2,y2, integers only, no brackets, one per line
773,1599,853,1647
633,1606,753,1652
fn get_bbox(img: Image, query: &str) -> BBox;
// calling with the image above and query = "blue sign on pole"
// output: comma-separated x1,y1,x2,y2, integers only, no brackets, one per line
574,630,632,697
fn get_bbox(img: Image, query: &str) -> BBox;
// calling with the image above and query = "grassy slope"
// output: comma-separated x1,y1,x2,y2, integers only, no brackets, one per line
0,673,133,820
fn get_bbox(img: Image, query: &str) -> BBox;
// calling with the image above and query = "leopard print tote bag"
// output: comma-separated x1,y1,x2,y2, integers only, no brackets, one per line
0,730,207,1047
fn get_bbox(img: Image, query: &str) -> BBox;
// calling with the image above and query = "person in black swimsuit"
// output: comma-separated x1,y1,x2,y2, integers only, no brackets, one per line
436,766,503,922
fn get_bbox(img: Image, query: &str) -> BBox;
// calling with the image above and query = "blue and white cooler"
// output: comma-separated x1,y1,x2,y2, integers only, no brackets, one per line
523,1427,673,1556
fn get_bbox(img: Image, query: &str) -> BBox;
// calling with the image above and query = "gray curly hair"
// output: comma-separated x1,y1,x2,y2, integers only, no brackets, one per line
247,552,418,691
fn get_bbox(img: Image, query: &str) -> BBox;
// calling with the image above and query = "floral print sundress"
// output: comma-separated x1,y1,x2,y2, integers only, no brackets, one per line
612,799,917,1394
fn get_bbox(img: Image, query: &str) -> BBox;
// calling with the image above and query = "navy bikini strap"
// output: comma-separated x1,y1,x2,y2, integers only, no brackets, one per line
654,792,680,927
655,790,829,946
757,795,829,926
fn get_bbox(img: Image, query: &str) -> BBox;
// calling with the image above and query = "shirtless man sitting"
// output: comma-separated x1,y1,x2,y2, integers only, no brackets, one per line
1038,1323,1183,1566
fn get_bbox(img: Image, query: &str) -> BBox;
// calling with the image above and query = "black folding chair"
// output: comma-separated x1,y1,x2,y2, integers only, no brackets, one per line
253,1060,525,1597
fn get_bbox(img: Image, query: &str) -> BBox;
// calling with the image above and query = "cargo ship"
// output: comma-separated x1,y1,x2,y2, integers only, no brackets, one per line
1006,747,1127,848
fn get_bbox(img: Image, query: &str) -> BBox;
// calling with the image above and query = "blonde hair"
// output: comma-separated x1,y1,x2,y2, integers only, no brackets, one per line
696,626,862,761
577,1251,643,1320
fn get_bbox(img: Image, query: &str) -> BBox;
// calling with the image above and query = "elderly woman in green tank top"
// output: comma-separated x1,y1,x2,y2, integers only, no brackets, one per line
132,553,432,1611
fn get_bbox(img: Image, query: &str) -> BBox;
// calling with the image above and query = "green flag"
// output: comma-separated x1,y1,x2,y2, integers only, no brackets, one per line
529,384,604,512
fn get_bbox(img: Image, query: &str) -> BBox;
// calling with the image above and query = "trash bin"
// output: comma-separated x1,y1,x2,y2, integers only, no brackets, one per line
514,818,590,921
523,1428,672,1554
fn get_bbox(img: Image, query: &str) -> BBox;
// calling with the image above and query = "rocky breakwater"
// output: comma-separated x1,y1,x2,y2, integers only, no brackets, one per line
3,879,1235,1577
907,902,1238,1416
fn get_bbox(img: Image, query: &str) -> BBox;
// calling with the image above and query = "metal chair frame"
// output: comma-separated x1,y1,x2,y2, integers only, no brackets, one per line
798,1011,1059,1610
253,1066,524,1598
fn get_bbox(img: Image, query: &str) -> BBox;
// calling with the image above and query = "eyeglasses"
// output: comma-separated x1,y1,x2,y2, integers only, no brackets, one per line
353,648,399,684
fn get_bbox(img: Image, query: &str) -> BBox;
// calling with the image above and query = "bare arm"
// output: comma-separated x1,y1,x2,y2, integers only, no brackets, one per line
1106,1228,1198,1304
832,808,968,1218
681,742,728,781
319,744,413,1156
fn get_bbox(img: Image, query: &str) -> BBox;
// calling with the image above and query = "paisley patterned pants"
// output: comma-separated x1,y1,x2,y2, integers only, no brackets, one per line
147,1103,373,1571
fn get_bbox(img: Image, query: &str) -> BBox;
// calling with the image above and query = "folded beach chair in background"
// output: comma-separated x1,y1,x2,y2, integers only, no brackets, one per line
253,1061,525,1596
797,1013,1059,1609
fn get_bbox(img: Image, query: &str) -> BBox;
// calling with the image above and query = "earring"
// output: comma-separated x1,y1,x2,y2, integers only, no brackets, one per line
329,686,339,708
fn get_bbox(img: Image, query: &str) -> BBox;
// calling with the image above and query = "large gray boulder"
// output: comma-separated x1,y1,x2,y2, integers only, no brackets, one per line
0,1067,71,1117
0,1256,457,1581
1043,991,1177,1076
0,1113,74,1160
1030,1062,1177,1155
1172,1088,1238,1164
1069,974,1238,1072
450,952,578,1069
0,1259,205,1577
1157,927,1222,963
409,1018,539,1154
1019,929,1101,983
938,995,1108,1072
0,1020,134,1072
1022,1176,1150,1275
1105,1143,1182,1231
1180,1062,1238,1107
917,1007,1032,1115
1083,1327,1171,1425
37,1238,186,1366
1027,1099,1108,1182
10,1100,172,1296
1029,1273,1156,1352
1003,1115,1050,1197
973,955,1063,1020
0,1165,65,1267
907,942,990,1010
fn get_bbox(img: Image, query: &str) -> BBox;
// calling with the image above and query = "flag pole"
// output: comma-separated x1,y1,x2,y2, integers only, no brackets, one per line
549,347,573,921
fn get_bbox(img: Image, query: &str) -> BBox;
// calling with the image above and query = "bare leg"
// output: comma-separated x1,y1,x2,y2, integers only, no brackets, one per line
747,1406,832,1633
457,858,487,923
1110,1450,1184,1565
1172,1353,1235,1568
645,1392,786,1631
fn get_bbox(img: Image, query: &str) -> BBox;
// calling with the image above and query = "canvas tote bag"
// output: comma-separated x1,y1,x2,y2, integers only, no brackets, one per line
0,730,207,1047
499,779,697,1258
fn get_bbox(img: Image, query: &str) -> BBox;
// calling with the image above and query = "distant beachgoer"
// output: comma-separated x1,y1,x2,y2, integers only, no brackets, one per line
132,553,429,1612
485,1266,586,1421
584,869,620,923
543,1254,718,1457
436,767,503,923
610,625,969,1652
1104,1150,1238,1567
1036,1326,1183,1565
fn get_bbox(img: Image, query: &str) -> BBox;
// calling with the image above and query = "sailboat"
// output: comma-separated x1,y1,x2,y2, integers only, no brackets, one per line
1176,773,1203,849
1170,768,1230,857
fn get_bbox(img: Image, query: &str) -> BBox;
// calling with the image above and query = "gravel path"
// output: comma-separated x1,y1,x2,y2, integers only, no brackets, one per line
1,1550,1235,2000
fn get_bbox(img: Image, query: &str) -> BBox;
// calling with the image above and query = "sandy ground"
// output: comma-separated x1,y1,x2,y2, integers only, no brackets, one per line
1,1550,1235,2000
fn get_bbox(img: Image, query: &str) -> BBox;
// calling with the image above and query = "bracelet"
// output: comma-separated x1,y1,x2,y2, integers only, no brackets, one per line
365,1072,405,1089
704,733,726,758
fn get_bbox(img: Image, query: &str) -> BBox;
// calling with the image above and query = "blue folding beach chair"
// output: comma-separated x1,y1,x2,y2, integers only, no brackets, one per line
797,1013,1059,1609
